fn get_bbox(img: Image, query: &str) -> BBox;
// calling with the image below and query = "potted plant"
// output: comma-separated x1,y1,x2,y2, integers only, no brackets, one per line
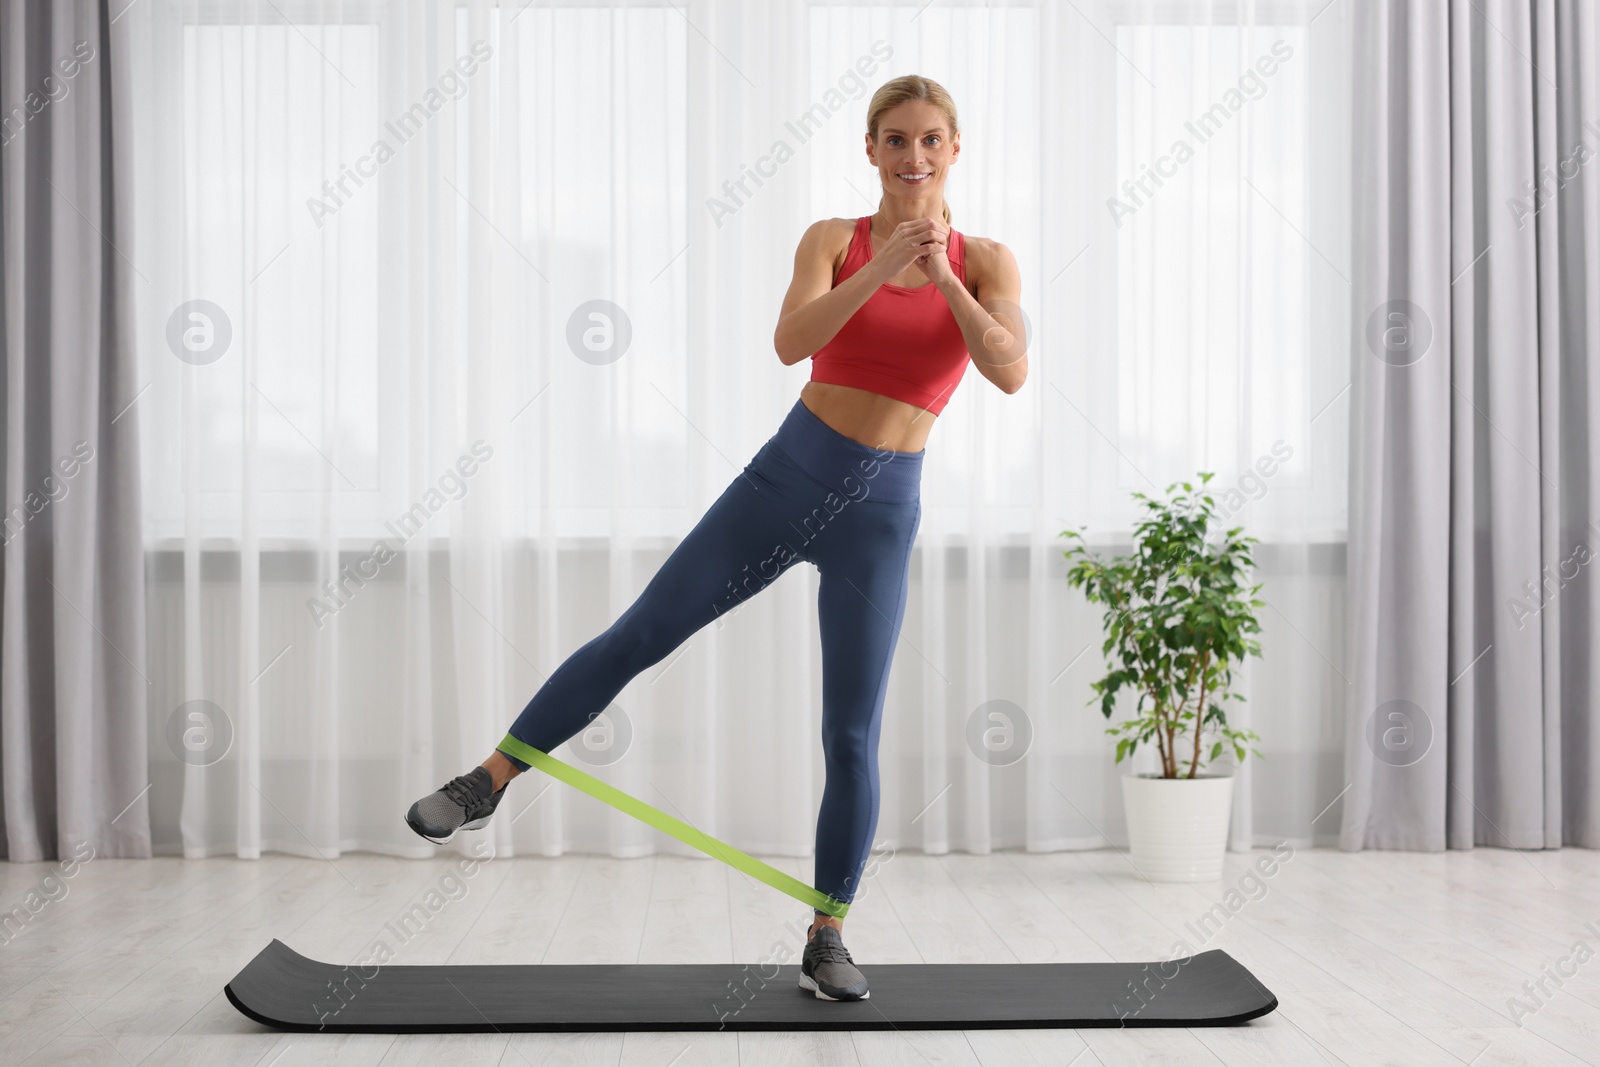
1058,473,1265,881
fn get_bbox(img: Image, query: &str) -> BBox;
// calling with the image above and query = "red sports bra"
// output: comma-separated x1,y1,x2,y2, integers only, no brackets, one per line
808,215,970,416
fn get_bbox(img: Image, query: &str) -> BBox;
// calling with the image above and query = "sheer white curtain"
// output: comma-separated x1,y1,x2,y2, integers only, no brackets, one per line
118,0,1353,866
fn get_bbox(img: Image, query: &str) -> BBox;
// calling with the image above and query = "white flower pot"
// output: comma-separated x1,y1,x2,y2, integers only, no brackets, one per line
1120,772,1235,882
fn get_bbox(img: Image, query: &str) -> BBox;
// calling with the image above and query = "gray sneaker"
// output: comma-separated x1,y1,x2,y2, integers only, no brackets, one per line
406,766,506,844
798,925,870,1001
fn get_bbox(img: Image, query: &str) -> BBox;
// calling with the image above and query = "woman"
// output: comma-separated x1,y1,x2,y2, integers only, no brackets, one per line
406,74,1026,1002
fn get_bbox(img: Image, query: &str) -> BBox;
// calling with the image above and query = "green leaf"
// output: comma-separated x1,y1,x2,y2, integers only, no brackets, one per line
1064,473,1266,757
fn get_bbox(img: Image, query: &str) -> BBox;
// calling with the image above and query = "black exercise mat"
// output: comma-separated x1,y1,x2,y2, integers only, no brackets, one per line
225,939,1277,1032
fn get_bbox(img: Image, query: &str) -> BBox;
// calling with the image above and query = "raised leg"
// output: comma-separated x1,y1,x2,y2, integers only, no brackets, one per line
501,454,811,769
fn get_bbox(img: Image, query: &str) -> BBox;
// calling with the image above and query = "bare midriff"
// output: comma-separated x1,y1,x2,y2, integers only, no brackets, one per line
799,380,936,454
794,221,971,454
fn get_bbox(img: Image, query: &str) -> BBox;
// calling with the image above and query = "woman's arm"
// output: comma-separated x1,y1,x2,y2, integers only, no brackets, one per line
937,239,1028,394
773,220,894,366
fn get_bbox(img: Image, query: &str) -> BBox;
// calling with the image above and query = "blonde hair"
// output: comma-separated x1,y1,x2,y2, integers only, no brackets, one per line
867,75,958,225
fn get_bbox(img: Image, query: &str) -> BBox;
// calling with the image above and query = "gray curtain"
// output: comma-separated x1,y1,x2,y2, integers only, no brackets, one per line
1345,0,1599,849
0,0,148,861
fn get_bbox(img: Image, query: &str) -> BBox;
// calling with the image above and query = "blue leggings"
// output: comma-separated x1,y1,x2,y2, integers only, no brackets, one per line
502,397,924,911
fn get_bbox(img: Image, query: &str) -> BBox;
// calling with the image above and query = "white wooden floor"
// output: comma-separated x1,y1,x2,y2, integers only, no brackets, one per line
2,845,1597,1066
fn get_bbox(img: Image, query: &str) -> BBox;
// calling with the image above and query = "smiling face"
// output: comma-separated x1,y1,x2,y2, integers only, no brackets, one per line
867,99,959,211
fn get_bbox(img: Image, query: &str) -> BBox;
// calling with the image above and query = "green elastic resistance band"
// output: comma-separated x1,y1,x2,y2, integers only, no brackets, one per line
495,733,850,918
